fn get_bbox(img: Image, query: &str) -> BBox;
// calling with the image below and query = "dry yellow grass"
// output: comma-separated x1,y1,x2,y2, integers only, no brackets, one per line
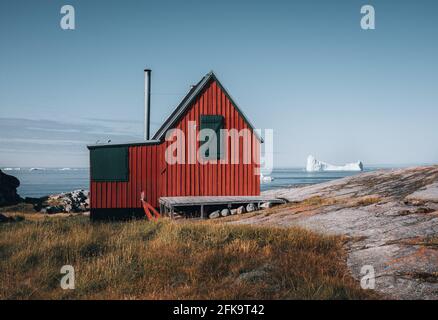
351,196,381,207
0,216,377,300
299,196,338,206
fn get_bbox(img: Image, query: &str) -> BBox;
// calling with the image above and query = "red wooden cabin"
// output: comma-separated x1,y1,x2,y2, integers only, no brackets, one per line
87,71,262,219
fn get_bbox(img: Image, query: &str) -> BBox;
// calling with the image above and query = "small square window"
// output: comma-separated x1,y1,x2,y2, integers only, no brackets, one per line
200,115,224,160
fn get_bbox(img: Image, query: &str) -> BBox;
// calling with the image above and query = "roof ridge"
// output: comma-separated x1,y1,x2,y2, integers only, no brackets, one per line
151,71,262,142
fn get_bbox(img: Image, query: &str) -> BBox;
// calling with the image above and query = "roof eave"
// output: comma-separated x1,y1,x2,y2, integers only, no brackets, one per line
87,139,161,150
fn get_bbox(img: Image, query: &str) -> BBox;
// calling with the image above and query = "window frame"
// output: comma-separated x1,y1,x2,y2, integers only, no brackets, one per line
90,146,129,182
199,115,225,161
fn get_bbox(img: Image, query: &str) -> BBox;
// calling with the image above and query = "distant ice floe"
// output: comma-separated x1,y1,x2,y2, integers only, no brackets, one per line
260,173,274,183
26,167,83,172
306,155,363,172
2,168,20,171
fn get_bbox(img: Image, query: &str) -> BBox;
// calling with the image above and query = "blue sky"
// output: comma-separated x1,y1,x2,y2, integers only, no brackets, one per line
0,0,437,167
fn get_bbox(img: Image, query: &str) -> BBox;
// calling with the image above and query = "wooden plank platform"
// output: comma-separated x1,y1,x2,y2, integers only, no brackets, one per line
159,196,287,219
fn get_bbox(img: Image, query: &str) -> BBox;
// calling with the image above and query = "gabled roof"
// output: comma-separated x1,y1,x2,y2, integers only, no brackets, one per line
152,71,263,142
87,71,262,149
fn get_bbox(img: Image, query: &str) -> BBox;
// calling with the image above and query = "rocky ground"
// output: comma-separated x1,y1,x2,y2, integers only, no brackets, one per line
231,166,438,300
25,189,89,214
0,190,89,216
0,169,89,215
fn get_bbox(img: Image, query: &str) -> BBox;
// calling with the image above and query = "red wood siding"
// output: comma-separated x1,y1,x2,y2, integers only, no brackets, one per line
91,79,261,209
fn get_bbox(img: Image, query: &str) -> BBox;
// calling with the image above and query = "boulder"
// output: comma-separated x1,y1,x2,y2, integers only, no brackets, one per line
236,206,246,214
246,203,257,212
220,208,230,217
0,170,22,207
260,202,273,209
209,210,220,219
230,208,238,215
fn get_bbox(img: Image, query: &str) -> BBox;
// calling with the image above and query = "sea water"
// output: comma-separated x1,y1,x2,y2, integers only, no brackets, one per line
2,167,386,198
2,168,89,198
259,167,377,191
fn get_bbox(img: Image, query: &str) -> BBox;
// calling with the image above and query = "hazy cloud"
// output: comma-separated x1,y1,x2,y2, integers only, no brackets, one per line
0,117,144,167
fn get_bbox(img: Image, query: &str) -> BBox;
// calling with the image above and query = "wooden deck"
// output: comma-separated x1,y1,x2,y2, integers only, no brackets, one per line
159,196,287,219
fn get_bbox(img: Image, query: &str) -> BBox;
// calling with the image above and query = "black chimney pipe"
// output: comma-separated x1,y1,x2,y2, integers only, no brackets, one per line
144,69,151,140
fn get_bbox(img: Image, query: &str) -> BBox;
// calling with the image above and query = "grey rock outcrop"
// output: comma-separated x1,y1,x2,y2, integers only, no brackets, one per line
233,165,438,300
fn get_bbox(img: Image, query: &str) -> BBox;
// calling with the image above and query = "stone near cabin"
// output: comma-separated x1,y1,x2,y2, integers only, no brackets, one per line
209,210,220,219
0,169,22,207
38,189,89,214
260,202,273,209
220,208,230,217
246,203,257,212
230,208,238,215
236,206,246,214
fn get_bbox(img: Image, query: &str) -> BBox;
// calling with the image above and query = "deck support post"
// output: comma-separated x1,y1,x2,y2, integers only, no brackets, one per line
200,205,205,219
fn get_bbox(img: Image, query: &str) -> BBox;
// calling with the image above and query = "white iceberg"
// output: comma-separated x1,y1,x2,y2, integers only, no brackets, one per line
306,155,363,172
